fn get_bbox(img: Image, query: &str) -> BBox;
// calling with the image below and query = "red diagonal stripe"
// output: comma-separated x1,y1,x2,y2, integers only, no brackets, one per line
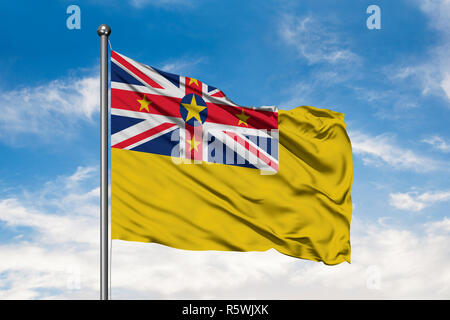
211,91,225,98
112,122,176,149
111,51,164,89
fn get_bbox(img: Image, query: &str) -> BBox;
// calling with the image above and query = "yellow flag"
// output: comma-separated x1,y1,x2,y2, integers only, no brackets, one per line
111,105,353,265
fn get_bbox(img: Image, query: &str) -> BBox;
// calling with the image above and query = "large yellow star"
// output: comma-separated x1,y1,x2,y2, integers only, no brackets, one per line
188,78,199,86
137,95,151,112
181,95,206,123
188,135,201,151
236,109,250,126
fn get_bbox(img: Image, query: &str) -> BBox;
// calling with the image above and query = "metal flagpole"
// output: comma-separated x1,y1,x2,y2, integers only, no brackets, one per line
97,23,111,301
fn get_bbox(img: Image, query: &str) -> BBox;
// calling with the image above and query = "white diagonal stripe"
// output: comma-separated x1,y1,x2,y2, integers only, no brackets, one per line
203,122,278,140
112,118,155,146
123,125,178,150
113,52,184,98
111,80,173,97
111,108,184,125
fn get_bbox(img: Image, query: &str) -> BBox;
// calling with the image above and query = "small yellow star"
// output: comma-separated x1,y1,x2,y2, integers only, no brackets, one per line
236,109,250,126
188,78,199,86
188,135,201,151
182,95,206,123
137,95,151,112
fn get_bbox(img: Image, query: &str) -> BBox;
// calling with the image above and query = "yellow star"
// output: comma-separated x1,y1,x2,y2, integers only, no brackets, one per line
181,95,206,123
188,78,199,86
188,135,201,151
137,95,151,112
236,109,250,126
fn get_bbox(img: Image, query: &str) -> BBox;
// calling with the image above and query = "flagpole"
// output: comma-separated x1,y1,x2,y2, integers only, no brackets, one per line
97,23,111,301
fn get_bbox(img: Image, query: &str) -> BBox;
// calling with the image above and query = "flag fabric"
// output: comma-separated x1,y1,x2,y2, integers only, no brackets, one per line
110,50,353,265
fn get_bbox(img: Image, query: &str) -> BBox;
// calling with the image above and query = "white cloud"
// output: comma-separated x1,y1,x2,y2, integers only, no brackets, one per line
419,191,450,203
98,215,450,299
388,0,450,102
279,69,354,109
0,166,99,246
441,73,450,100
0,166,101,299
159,57,206,75
349,131,442,172
0,198,98,245
67,166,97,183
279,1,450,117
0,166,450,299
0,72,99,143
390,190,450,212
417,0,450,34
279,15,359,65
128,0,194,9
389,193,426,212
387,58,450,102
423,135,450,153
426,217,450,234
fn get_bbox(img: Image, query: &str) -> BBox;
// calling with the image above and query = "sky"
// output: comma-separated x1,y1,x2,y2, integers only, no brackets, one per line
0,0,449,299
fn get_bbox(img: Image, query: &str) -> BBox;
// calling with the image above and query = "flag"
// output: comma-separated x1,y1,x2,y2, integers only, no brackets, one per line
110,50,353,265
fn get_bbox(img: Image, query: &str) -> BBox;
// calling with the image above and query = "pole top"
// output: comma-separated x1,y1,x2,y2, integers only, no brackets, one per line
97,24,111,37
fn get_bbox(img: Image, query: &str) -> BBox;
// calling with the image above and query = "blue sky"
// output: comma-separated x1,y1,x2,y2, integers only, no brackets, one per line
0,0,449,299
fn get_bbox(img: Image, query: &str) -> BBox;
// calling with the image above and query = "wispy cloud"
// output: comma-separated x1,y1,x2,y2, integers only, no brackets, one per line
159,57,206,75
441,73,450,100
276,12,366,112
349,131,443,172
128,0,195,9
385,0,450,102
390,190,450,212
0,71,99,144
0,166,99,244
279,15,359,65
389,193,426,212
426,217,450,235
67,166,97,183
422,135,450,153
386,59,450,103
279,69,354,108
418,0,450,35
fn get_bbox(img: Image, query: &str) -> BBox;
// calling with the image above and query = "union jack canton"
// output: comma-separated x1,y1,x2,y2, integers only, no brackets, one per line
110,51,279,173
